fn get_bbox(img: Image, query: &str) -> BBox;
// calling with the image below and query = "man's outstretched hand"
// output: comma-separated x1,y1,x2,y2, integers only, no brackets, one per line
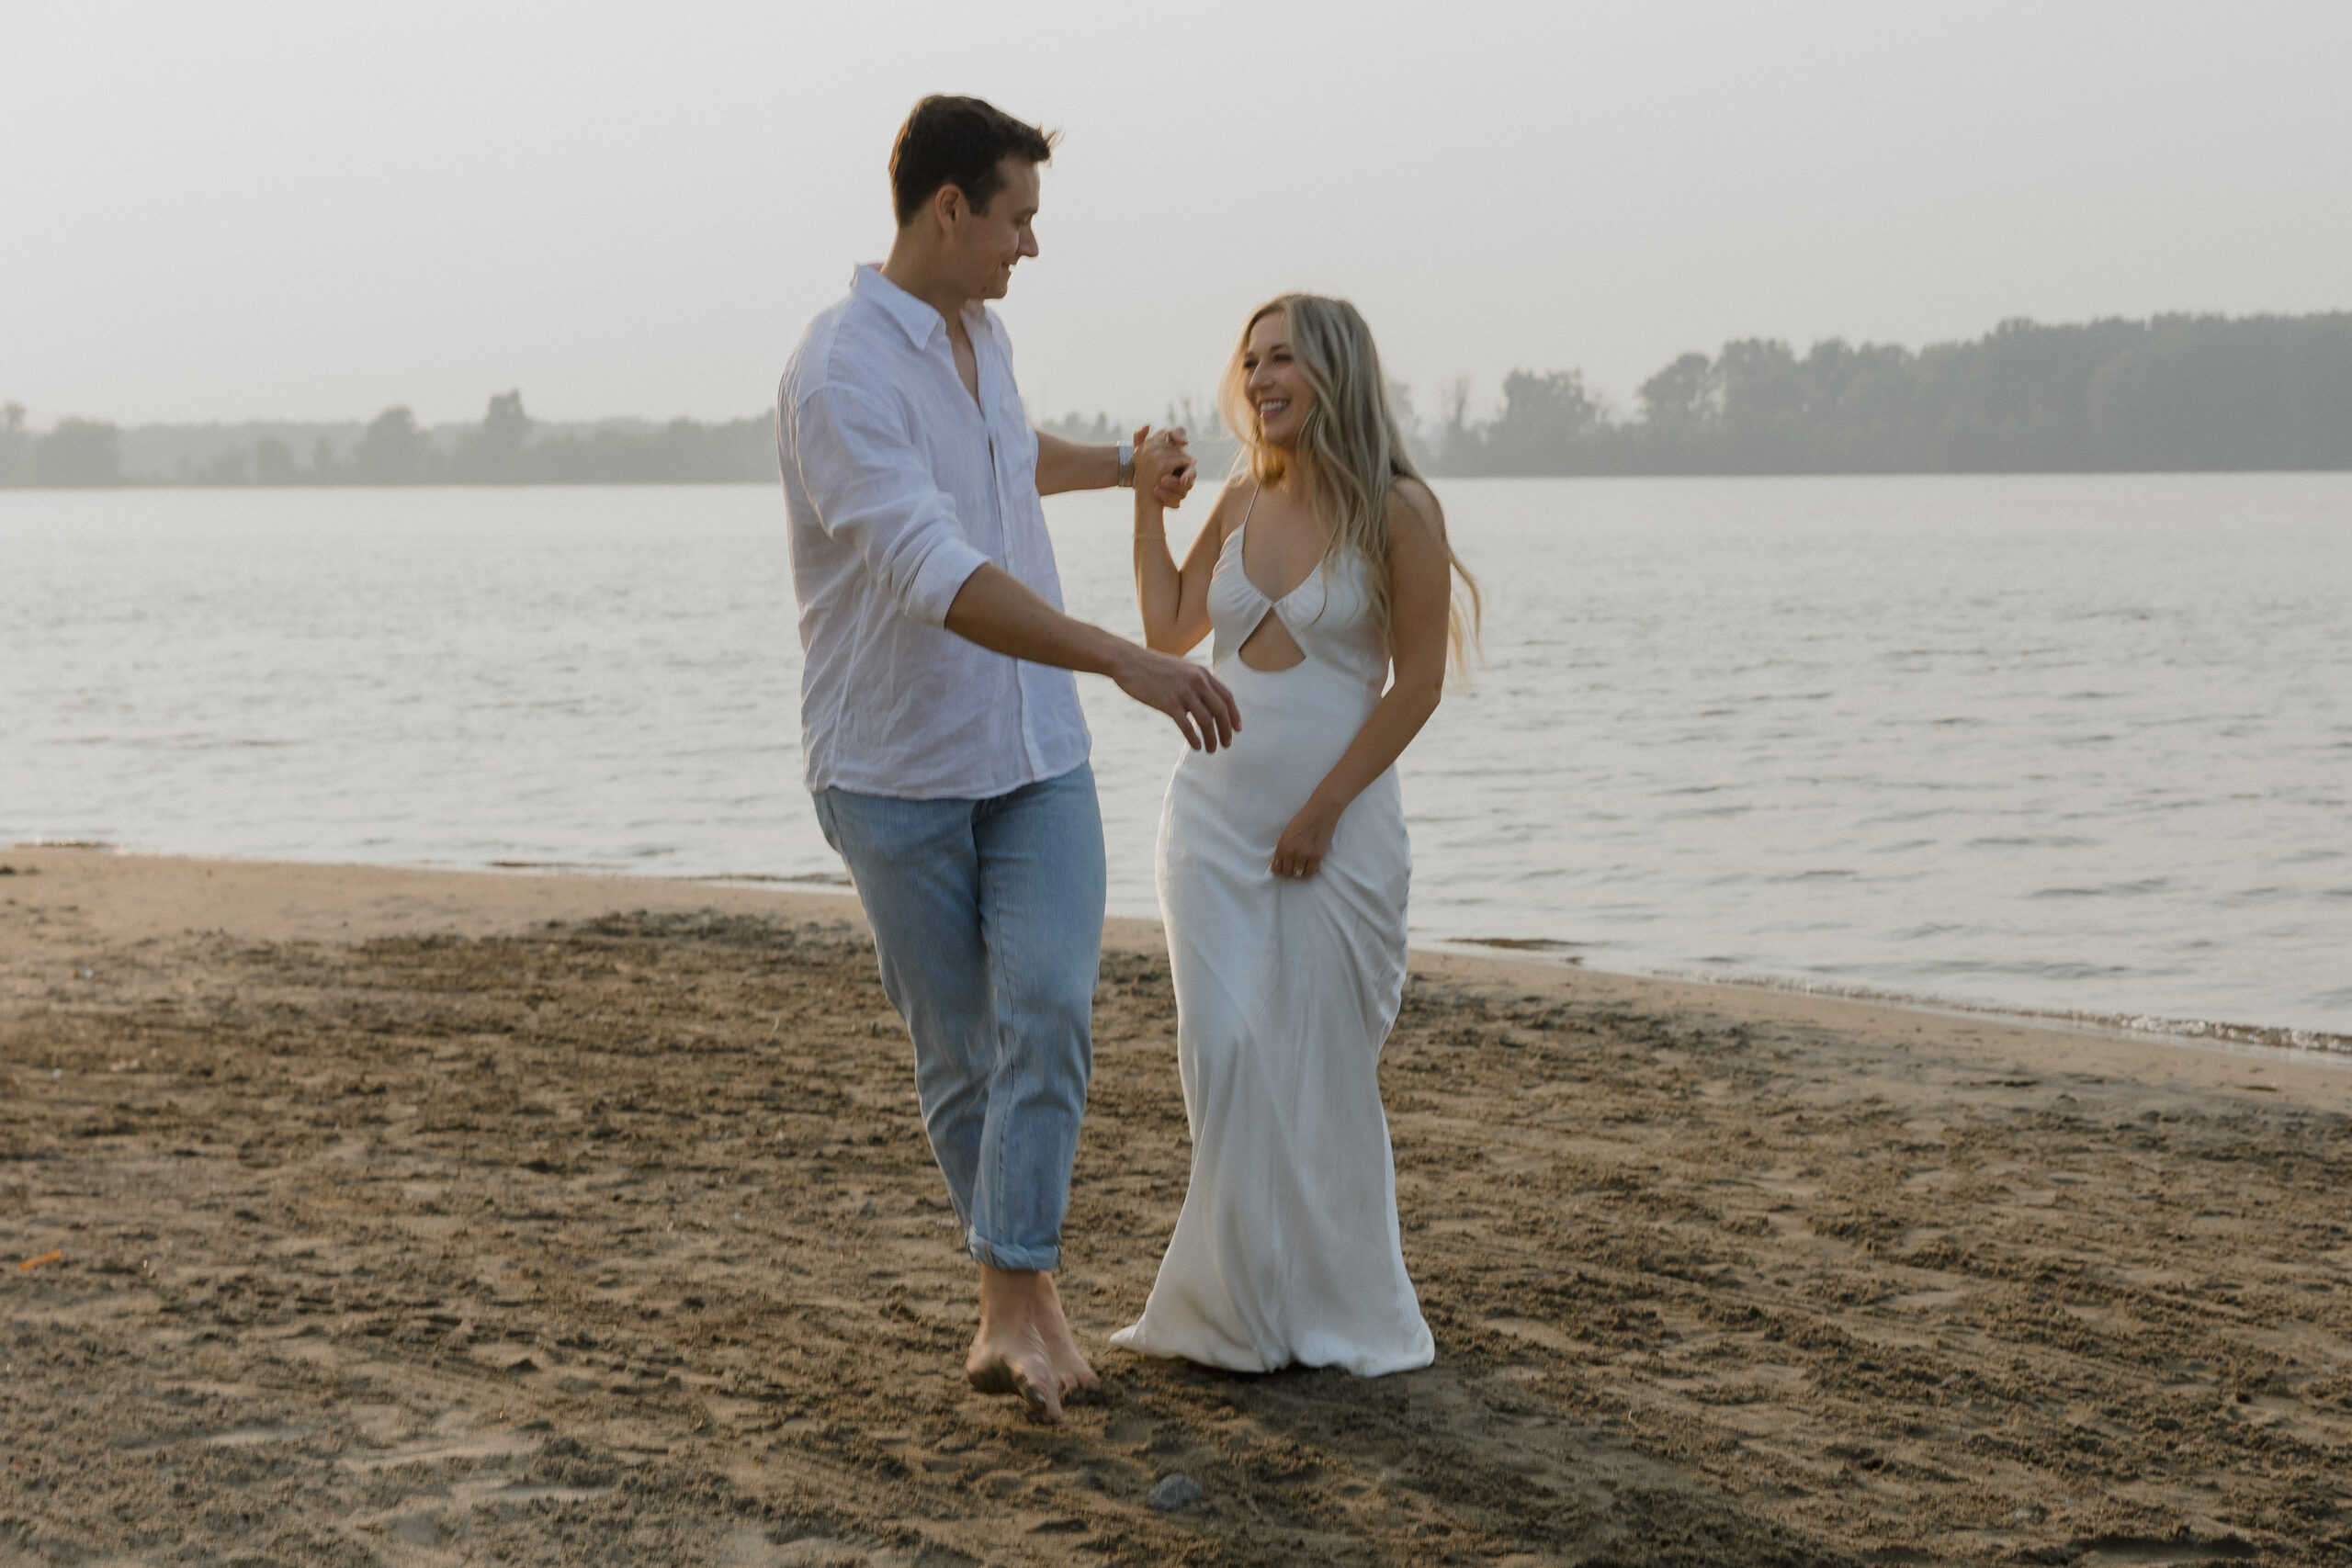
1135,424,1197,508
1109,642,1239,752
942,564,1237,749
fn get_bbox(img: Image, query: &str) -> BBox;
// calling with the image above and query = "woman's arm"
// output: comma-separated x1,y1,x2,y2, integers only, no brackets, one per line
1272,481,1454,879
1135,464,1239,656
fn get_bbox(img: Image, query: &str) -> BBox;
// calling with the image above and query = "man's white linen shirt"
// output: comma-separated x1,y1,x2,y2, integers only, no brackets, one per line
779,265,1091,799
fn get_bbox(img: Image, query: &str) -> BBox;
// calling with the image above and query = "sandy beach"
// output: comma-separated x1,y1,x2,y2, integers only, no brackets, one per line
4,846,2348,1566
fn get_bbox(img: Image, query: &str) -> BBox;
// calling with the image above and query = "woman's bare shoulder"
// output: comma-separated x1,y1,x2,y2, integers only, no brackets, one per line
1385,475,1445,539
1209,472,1256,543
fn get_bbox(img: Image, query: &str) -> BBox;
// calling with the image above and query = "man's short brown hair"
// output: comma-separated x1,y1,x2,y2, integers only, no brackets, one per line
889,96,1057,228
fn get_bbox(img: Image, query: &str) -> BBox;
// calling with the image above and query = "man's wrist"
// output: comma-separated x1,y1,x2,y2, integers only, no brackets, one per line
1095,632,1146,683
1114,441,1135,489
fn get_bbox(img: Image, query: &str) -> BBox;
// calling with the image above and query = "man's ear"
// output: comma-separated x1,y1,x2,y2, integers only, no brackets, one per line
931,182,967,236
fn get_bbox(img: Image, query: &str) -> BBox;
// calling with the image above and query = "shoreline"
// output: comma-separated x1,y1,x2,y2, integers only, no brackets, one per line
1551,952,2352,1061
10,841,2347,1071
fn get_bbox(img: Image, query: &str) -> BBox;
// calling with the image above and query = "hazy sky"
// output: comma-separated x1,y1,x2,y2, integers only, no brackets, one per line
5,1,2348,427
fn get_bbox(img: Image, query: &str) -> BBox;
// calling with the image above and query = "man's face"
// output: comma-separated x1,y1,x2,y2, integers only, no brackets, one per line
946,156,1040,302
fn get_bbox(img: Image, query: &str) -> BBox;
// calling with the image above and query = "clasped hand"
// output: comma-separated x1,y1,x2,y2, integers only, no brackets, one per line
1133,424,1197,507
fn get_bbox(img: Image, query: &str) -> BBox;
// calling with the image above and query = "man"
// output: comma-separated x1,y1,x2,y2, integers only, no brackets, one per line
777,95,1237,1425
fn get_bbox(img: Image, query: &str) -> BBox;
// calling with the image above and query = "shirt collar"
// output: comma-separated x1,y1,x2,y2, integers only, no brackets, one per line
853,264,989,355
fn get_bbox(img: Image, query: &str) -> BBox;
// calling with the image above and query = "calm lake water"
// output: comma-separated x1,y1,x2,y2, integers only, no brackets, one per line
5,476,2347,1040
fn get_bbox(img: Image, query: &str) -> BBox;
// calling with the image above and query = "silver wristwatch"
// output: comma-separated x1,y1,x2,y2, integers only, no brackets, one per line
1116,440,1135,488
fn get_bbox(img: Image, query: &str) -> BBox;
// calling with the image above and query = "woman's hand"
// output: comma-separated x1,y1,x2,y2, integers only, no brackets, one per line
1132,424,1196,508
1272,797,1341,880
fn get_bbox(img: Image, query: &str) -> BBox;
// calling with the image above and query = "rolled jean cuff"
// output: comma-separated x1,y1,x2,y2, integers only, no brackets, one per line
969,1235,1061,1272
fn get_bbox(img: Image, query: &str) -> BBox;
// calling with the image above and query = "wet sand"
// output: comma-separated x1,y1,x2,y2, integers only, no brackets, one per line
4,848,2349,1566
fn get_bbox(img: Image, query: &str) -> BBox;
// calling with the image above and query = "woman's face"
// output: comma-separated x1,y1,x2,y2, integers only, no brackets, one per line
1242,311,1311,450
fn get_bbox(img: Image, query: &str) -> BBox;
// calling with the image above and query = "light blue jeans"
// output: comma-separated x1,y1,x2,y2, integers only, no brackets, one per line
812,763,1104,1271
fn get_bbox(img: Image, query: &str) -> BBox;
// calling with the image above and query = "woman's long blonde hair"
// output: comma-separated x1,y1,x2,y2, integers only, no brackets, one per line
1218,293,1481,676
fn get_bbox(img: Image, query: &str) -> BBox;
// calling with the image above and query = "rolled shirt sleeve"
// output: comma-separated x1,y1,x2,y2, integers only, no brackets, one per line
787,380,990,628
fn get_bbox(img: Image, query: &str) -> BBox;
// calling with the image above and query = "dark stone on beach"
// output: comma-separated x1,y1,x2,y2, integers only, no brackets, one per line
1147,1473,1203,1511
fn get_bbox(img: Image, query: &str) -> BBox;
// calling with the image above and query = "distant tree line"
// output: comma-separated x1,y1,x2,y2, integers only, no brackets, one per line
6,313,2348,487
0,394,777,487
1428,311,2352,475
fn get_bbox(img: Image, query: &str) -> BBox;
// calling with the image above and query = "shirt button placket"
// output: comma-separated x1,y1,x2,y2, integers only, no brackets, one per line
980,351,1040,778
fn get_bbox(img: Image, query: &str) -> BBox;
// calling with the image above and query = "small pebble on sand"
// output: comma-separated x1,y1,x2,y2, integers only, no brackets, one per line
1148,1473,1203,1512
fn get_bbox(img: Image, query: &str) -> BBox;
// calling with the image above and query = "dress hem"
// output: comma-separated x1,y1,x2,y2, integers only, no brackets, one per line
1108,1325,1434,1381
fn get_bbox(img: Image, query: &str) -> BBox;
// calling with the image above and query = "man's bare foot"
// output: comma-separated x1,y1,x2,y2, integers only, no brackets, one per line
1034,1273,1100,1400
969,1267,1063,1424
966,1325,1061,1424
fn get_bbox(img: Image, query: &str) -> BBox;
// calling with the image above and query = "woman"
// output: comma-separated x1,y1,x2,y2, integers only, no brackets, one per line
1110,295,1479,1376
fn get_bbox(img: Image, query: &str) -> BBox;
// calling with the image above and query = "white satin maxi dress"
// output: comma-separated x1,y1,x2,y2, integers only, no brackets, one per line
1111,504,1435,1377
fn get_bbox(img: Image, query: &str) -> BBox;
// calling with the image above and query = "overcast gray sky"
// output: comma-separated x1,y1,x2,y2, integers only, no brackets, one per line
5,0,2348,427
